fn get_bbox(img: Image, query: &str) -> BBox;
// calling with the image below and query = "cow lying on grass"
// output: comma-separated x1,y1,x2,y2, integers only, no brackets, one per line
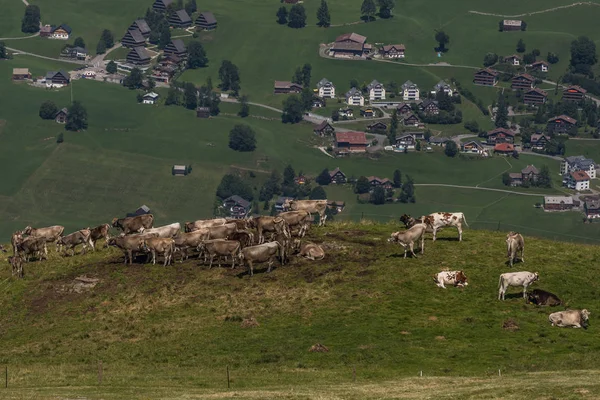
434,271,468,289
528,289,562,306
549,309,590,329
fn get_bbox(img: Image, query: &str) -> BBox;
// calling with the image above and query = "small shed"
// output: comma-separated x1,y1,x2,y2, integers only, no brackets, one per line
143,92,159,104
196,106,210,118
172,164,187,176
127,205,151,217
55,108,68,124
12,68,31,80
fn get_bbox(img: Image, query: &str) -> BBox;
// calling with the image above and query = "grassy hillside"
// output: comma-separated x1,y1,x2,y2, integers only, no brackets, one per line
1,222,600,399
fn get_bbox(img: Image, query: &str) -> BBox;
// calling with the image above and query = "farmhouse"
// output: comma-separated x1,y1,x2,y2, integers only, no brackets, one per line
129,19,151,38
330,32,370,58
274,196,295,212
196,12,218,30
396,103,412,114
223,195,251,219
196,107,210,118
164,39,187,58
153,0,173,13
585,199,600,218
367,121,387,132
367,80,385,100
335,132,367,153
316,78,335,98
169,9,192,28
461,140,486,155
39,25,53,37
172,165,187,176
55,108,68,124
508,165,539,186
562,85,587,102
401,80,419,101
547,115,577,134
485,127,515,144
273,81,303,94
126,47,151,66
494,143,515,155
511,73,535,90
329,167,347,184
429,136,449,146
143,92,159,104
504,54,522,66
395,134,417,149
567,170,591,191
419,99,439,115
544,196,575,211
530,60,549,72
360,108,375,118
12,68,31,80
50,24,72,40
380,44,405,58
431,80,454,96
530,133,550,150
473,68,499,86
45,70,70,88
313,120,335,136
367,176,392,189
523,88,547,105
403,113,419,126
345,87,365,106
561,155,597,179
502,19,523,31
61,46,87,60
121,29,146,48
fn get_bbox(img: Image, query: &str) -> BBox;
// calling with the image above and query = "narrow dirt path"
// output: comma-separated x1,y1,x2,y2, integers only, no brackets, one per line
414,183,549,196
468,1,600,18
90,43,123,66
7,47,84,64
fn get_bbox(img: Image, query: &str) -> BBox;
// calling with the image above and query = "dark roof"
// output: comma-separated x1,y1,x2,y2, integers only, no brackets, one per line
381,44,405,52
522,165,539,174
314,120,333,131
475,68,499,77
73,46,87,53
126,29,145,43
133,19,151,34
46,70,70,80
564,85,587,94
420,99,438,109
548,114,577,124
487,127,515,137
224,195,251,209
198,12,217,24
525,88,548,96
335,33,366,44
155,0,174,7
329,167,345,177
53,24,72,34
170,39,186,53
130,46,150,60
56,107,68,115
513,73,535,82
173,9,192,23
462,140,484,149
274,81,302,89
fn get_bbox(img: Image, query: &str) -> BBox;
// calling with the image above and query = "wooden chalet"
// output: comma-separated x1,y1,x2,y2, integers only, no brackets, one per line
547,115,577,134
335,132,367,153
502,19,522,31
12,68,31,80
51,24,72,40
312,97,326,108
169,9,192,28
395,134,417,149
143,92,159,104
521,165,539,183
530,60,549,72
223,195,251,219
367,121,387,132
126,47,151,65
530,133,550,150
380,44,405,58
172,165,187,176
45,70,70,87
367,176,392,189
486,127,515,144
338,108,353,118
461,140,486,155
511,73,535,90
61,46,87,60
329,168,347,184
544,196,575,211
55,108,68,124
129,19,151,38
429,136,449,146
419,99,439,115
196,107,210,118
121,29,146,48
523,88,547,105
152,0,173,13
39,25,53,37
164,39,187,58
396,102,412,115
403,113,419,126
562,85,587,102
330,32,369,58
504,54,522,66
274,81,303,94
493,143,515,155
196,12,217,30
360,108,375,118
585,199,600,218
473,68,499,86
313,120,335,136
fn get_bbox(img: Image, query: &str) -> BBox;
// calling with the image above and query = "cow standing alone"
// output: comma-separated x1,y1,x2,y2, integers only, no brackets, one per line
506,232,524,267
498,271,539,300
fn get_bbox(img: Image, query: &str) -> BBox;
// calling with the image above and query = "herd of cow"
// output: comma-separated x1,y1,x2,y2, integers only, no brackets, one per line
4,203,591,329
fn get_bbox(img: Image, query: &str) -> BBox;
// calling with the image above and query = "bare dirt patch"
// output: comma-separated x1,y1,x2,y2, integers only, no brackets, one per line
241,317,259,328
428,316,438,321
502,318,520,331
435,336,446,341
309,343,330,353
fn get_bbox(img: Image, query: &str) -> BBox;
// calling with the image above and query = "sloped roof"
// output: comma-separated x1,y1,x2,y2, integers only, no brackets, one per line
336,131,367,145
130,46,150,60
170,39,186,53
345,87,363,97
494,143,515,152
53,24,72,34
571,170,590,181
224,195,251,208
487,127,515,137
174,9,192,23
314,120,333,131
381,44,405,52
514,73,535,81
564,85,587,94
525,88,547,96
198,12,217,24
335,32,367,44
134,19,151,34
521,165,539,174
317,78,332,88
545,196,573,205
125,28,145,43
367,80,382,89
548,114,577,124
12,68,30,75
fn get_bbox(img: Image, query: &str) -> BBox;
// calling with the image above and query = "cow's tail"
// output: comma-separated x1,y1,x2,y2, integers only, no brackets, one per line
462,213,469,227
498,275,504,289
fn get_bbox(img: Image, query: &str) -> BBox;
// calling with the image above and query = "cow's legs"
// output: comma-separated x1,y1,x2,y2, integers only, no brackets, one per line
401,243,408,259
458,226,463,242
409,242,417,258
248,260,253,276
209,254,215,269
267,258,274,273
522,285,528,299
432,228,437,241
420,235,425,255
521,248,525,263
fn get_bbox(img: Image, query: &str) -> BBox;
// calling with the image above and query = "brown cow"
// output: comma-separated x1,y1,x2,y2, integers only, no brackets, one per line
201,239,242,269
107,234,154,265
15,236,48,262
284,199,328,226
227,230,254,248
57,229,93,256
142,237,174,266
173,229,210,261
23,225,65,254
387,223,428,258
90,223,111,250
206,223,237,240
226,219,251,231
506,231,525,267
111,214,154,235
279,210,312,237
240,241,283,276
184,218,227,232
249,216,290,244
7,255,24,278
296,241,325,260
0,245,6,253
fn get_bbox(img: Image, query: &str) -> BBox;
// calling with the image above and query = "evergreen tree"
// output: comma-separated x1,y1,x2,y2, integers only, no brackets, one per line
39,100,58,120
495,92,509,128
123,67,144,89
537,165,552,188
229,124,256,152
316,169,332,185
361,0,376,21
56,132,64,144
185,0,197,15
370,187,386,205
198,79,221,116
444,140,458,157
238,95,249,117
282,95,304,123
570,36,597,75
355,176,370,194
73,37,85,49
399,175,415,203
216,174,254,201
300,87,314,112
502,172,511,186
106,60,117,74
0,42,7,59
393,169,402,188
65,101,88,131
435,30,450,52
301,63,312,87
276,6,288,25
516,38,526,53
316,0,331,27
218,60,241,94
21,5,41,33
377,0,395,18
158,24,171,50
187,41,208,69
100,29,114,48
288,4,307,28
165,87,181,105
292,67,304,84
309,186,327,200
96,40,107,55
388,109,399,144
283,165,296,185
184,82,198,110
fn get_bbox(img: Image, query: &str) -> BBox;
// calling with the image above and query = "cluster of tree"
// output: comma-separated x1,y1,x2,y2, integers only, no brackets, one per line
317,0,331,27
0,42,8,60
502,165,552,188
123,67,145,89
216,173,254,202
387,109,399,144
21,5,41,33
570,36,597,76
229,124,256,152
419,109,462,125
483,52,498,67
522,48,541,65
238,95,250,117
547,52,559,64
144,8,171,49
292,63,312,87
435,30,450,52
533,98,597,130
360,0,395,21
106,60,118,74
218,60,241,95
444,140,458,157
354,171,415,204
464,120,479,133
187,41,209,69
563,72,600,96
281,95,305,123
453,80,488,115
39,100,59,120
66,101,88,132
96,29,114,54
498,20,527,32
276,4,307,28
519,120,568,156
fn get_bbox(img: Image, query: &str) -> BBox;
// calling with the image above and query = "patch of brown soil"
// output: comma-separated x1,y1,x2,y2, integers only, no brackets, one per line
428,316,438,321
400,331,411,335
309,343,330,353
240,317,259,328
435,336,446,341
502,318,520,331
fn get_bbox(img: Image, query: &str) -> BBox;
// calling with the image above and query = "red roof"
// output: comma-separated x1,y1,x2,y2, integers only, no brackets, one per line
531,60,549,67
487,128,515,137
565,85,587,94
571,170,590,181
475,68,499,77
335,33,366,44
494,143,515,152
336,131,367,145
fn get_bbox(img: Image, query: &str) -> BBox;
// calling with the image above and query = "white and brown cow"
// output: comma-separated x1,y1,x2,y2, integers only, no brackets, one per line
295,241,325,260
57,229,93,256
89,223,111,250
184,218,227,233
506,231,524,267
434,270,468,289
422,212,468,241
111,214,154,235
549,309,590,329
140,222,181,238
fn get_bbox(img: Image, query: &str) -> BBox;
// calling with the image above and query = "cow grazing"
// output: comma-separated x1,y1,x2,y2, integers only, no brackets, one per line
89,223,111,250
227,230,254,248
142,237,174,266
184,218,227,232
506,232,524,267
15,236,48,262
284,199,328,226
249,216,290,244
23,225,65,254
173,229,210,261
387,223,428,258
206,223,238,241
528,289,562,307
141,222,181,238
297,242,325,260
7,256,24,278
549,309,590,329
57,229,93,256
434,271,468,289
200,239,242,269
226,219,251,231
498,271,539,300
240,241,284,276
107,235,152,265
421,212,468,241
111,214,154,235
279,210,312,238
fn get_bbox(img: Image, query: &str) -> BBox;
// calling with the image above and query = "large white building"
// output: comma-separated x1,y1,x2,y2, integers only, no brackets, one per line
561,155,597,179
567,170,590,191
367,80,386,101
345,87,364,106
401,80,420,101
316,78,335,98
431,80,454,96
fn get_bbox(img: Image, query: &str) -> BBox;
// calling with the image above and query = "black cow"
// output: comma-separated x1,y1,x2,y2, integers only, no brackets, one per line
528,289,562,306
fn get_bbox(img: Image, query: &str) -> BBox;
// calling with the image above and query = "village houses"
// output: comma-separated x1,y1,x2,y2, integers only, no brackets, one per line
530,133,550,150
473,68,499,86
485,127,515,145
401,80,420,101
196,12,218,30
431,80,454,96
511,73,535,90
316,78,335,98
508,165,539,186
142,92,159,104
562,85,587,102
523,88,547,105
367,80,386,100
502,19,523,31
335,132,368,153
567,170,591,191
504,54,522,66
329,167,347,184
561,155,597,179
529,60,549,72
461,140,486,156
345,87,365,106
313,120,335,136
330,33,370,58
544,196,577,211
379,44,405,58
45,70,70,88
273,81,303,94
547,115,577,135
585,198,600,219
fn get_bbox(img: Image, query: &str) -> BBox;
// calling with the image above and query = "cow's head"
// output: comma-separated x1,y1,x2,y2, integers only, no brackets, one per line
532,272,539,283
140,240,150,253
23,226,32,235
0,245,6,253
56,236,65,246
581,309,591,321
247,218,257,229
111,218,119,227
399,214,412,227
456,271,468,286
421,216,434,228
107,238,117,247
527,292,539,305
506,231,519,240
387,232,399,243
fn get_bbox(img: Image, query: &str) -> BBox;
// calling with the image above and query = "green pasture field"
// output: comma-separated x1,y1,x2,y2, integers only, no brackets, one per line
1,223,600,399
104,46,130,61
